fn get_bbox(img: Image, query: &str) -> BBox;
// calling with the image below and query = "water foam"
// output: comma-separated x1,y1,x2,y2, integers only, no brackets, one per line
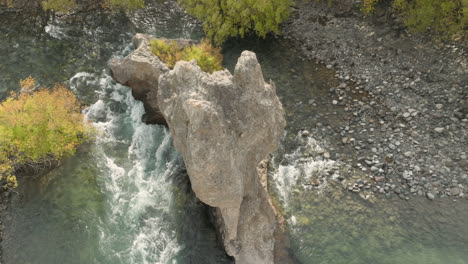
81,72,182,264
271,134,339,210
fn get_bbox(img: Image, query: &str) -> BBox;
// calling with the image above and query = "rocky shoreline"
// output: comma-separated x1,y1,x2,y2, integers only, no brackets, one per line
280,0,467,201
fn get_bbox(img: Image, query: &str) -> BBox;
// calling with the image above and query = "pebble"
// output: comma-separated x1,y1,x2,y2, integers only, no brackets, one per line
436,104,443,109
434,127,444,133
375,176,385,182
450,188,461,196
427,192,435,200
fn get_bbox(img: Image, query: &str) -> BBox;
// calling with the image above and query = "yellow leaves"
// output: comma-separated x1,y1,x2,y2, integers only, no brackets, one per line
20,76,36,93
6,175,18,189
0,77,92,189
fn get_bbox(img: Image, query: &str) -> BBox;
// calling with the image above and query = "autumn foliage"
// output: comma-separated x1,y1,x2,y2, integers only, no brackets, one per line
0,77,92,188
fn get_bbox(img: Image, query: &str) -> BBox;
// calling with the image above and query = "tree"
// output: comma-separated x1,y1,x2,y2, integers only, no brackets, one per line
0,77,93,188
179,0,293,45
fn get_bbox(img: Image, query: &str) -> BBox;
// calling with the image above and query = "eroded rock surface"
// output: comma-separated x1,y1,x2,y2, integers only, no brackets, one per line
109,33,192,125
158,51,286,263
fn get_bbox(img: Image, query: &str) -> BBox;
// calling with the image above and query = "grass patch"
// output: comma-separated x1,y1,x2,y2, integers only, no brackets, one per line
150,39,224,73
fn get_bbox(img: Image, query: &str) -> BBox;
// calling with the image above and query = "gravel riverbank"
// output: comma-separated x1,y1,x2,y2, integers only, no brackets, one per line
280,1,468,201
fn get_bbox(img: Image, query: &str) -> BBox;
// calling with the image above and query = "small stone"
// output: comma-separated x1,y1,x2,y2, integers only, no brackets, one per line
403,170,413,180
326,65,333,69
450,188,460,196
324,152,331,159
403,112,411,118
436,104,443,109
404,151,413,157
332,100,338,105
434,127,444,133
427,192,435,200
375,176,385,182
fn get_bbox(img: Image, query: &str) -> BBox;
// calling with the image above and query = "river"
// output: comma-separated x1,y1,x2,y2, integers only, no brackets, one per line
1,1,467,264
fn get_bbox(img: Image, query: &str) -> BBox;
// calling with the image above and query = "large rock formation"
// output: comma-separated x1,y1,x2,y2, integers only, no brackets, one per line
158,51,286,263
109,34,192,125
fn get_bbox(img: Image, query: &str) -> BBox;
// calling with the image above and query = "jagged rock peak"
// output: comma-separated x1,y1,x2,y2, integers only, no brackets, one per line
158,51,286,263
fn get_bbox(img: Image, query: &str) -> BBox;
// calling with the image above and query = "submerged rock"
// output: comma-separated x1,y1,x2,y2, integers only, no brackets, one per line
158,51,286,263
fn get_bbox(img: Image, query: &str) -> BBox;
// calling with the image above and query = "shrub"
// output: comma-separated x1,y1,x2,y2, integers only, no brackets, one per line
150,39,224,73
360,0,466,39
393,0,466,38
149,39,184,68
178,0,293,45
41,0,144,11
0,77,93,188
181,39,224,73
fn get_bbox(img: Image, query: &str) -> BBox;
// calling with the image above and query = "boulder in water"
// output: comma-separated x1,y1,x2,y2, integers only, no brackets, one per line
158,51,286,263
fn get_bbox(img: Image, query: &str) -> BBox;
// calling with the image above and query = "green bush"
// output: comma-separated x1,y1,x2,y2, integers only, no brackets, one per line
178,0,293,45
360,0,466,39
150,39,224,73
150,39,184,68
181,40,224,73
393,0,466,38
